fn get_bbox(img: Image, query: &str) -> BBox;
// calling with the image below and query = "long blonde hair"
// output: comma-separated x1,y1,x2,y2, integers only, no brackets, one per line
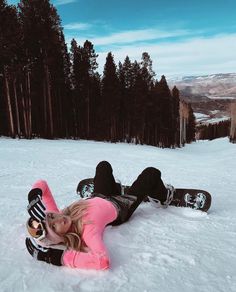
62,200,89,251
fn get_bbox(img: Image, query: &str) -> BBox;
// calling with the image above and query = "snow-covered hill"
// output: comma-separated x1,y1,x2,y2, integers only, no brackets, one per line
0,137,235,292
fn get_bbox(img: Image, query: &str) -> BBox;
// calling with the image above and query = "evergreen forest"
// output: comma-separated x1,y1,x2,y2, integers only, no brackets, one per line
0,0,196,148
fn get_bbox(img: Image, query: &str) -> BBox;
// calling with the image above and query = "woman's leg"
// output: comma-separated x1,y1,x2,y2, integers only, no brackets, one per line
124,167,168,221
94,161,120,196
128,167,167,202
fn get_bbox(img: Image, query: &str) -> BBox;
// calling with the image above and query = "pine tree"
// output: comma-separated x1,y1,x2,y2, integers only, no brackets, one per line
139,53,156,145
18,0,69,138
89,72,101,139
154,75,172,147
101,52,120,141
70,39,98,139
148,80,160,146
129,61,144,143
172,86,180,147
140,52,155,90
82,40,98,138
0,0,22,137
59,32,73,138
117,56,133,141
186,104,196,143
70,38,80,137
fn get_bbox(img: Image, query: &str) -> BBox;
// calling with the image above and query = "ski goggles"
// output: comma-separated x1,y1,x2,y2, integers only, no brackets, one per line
26,218,47,241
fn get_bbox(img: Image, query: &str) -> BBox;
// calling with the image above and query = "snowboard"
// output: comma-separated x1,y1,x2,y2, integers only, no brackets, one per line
76,178,212,212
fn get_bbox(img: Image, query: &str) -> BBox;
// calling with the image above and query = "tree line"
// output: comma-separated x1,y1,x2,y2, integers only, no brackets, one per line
0,0,196,148
196,120,230,141
196,101,236,142
230,102,236,143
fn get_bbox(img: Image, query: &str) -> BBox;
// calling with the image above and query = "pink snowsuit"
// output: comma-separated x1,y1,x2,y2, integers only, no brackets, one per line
32,180,118,270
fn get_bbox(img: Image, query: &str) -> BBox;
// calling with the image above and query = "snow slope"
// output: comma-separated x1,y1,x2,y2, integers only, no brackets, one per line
0,137,235,292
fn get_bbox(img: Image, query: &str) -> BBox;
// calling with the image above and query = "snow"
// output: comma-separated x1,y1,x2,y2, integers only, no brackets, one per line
194,112,230,124
210,110,220,115
194,112,210,121
207,96,236,100
0,137,236,292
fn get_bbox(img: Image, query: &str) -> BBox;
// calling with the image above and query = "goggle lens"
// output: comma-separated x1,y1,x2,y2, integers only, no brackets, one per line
27,218,46,240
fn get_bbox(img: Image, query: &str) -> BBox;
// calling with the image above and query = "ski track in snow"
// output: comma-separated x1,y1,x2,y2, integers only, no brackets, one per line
0,137,235,292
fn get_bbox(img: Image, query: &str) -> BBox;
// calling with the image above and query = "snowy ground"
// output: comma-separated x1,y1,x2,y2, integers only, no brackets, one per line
195,112,230,124
0,137,235,292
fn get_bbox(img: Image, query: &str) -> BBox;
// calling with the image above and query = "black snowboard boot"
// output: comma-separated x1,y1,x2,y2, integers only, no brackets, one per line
148,184,175,208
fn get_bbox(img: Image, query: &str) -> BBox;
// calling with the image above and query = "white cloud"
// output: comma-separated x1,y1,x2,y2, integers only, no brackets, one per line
54,0,77,6
95,33,236,78
80,28,191,46
8,0,77,7
64,22,91,30
64,24,236,77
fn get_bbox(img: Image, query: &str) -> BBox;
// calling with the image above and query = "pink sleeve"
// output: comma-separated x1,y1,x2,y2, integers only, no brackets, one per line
62,224,110,270
32,180,59,213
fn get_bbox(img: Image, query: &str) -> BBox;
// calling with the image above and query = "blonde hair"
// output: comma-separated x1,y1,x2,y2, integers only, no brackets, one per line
62,200,89,251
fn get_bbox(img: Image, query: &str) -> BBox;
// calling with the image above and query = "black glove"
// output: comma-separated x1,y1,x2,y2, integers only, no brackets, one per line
25,237,63,266
27,188,46,222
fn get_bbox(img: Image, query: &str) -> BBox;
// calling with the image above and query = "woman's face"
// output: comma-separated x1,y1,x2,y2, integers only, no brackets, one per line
47,213,72,236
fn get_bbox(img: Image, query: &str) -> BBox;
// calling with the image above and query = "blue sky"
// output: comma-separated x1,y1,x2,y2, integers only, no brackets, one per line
7,0,236,78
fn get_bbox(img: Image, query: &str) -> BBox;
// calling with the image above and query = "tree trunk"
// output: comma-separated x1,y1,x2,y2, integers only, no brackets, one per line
4,68,15,137
45,63,53,138
87,88,90,139
20,82,28,138
43,77,48,137
27,70,32,138
13,77,21,137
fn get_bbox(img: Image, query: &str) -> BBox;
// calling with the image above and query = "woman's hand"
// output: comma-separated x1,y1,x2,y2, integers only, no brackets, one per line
27,188,46,221
25,237,63,266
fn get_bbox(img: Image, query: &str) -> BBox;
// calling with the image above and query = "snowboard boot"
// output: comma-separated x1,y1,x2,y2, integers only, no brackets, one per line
148,184,175,208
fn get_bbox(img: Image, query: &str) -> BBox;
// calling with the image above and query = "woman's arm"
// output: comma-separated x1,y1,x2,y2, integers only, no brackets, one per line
25,227,110,270
62,249,109,270
62,225,110,270
31,180,59,213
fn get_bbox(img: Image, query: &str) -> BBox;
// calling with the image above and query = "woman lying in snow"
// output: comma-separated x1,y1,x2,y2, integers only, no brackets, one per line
25,161,174,270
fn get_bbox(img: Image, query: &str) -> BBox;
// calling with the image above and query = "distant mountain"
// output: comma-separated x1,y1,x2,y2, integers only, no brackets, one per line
167,73,236,124
168,73,236,99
